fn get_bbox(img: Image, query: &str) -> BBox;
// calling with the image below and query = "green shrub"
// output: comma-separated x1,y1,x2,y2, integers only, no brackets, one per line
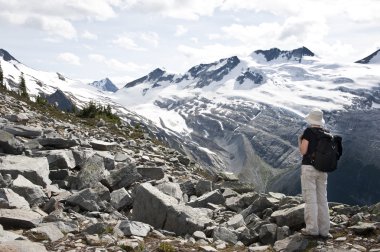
158,242,175,252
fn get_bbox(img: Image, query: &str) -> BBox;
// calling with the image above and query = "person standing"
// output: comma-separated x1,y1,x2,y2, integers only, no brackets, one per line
298,108,332,239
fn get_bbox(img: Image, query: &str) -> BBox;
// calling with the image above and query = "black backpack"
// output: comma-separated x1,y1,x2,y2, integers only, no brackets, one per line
310,128,343,172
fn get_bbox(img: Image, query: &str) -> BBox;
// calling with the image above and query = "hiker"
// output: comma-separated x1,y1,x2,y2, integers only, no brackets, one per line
298,108,332,239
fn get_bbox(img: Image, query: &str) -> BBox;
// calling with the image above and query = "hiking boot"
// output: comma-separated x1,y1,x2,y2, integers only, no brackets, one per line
301,228,319,237
320,233,333,239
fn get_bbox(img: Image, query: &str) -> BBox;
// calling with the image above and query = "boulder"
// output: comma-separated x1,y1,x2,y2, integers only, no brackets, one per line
0,209,41,229
137,167,165,180
133,183,213,236
83,222,109,235
115,220,151,237
110,188,133,210
5,113,29,122
226,214,246,230
43,150,76,170
11,175,47,206
196,180,213,196
259,223,277,245
95,151,115,170
213,226,238,244
0,188,30,210
90,139,119,151
25,223,64,242
273,233,308,252
69,154,108,190
225,192,259,212
187,190,225,208
2,125,42,138
72,149,95,168
38,137,78,149
65,188,103,212
105,164,142,190
180,180,196,196
0,155,51,187
0,240,47,252
0,129,24,154
349,222,377,235
271,204,305,229
156,182,183,202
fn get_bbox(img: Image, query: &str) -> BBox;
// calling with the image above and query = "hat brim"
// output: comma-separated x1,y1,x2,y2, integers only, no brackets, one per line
305,116,325,126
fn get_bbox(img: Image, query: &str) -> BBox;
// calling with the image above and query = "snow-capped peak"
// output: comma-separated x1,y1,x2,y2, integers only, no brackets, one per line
89,78,118,92
251,46,315,64
0,48,20,63
355,49,380,64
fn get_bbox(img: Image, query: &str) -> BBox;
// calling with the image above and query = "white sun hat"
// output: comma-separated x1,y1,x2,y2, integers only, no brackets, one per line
305,108,325,126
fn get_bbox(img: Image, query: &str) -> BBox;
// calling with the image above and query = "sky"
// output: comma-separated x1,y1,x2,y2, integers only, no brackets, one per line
0,0,379,87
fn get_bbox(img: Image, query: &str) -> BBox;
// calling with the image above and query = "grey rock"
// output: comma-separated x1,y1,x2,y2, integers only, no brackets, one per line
349,222,377,235
217,172,239,182
133,183,213,236
69,154,108,190
180,180,196,196
187,190,225,208
273,233,308,252
0,155,51,187
105,164,142,190
137,167,165,180
226,214,246,229
72,149,95,168
110,188,133,210
0,129,24,154
276,226,290,241
0,173,12,187
49,169,69,180
116,220,151,237
196,180,213,196
199,246,218,252
193,230,207,240
114,152,131,162
222,188,239,198
84,222,109,235
65,188,102,211
236,226,258,246
3,125,42,138
213,226,238,244
271,204,305,229
226,192,259,212
0,208,41,229
90,139,119,151
349,212,364,226
38,137,78,149
95,151,115,170
157,182,183,202
5,113,29,122
259,223,277,245
11,175,47,206
178,155,191,166
0,240,47,252
43,150,76,170
53,220,79,233
26,223,64,242
0,188,30,210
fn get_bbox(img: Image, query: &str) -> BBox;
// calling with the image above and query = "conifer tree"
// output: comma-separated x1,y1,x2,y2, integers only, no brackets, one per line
0,62,4,88
19,72,29,99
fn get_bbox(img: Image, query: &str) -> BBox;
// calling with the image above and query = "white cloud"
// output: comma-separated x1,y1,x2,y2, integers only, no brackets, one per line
82,30,98,40
122,0,221,20
139,32,159,47
175,25,188,37
112,32,160,50
0,0,122,39
58,52,81,65
88,53,151,72
112,34,145,51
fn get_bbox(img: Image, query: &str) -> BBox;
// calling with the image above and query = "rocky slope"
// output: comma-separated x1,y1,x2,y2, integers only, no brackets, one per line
1,89,379,251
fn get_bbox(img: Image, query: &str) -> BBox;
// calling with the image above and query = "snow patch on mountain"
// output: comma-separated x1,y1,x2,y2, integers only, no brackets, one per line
89,78,118,92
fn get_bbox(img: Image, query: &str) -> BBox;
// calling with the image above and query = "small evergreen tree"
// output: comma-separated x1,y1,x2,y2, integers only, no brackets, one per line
0,62,4,89
19,72,29,99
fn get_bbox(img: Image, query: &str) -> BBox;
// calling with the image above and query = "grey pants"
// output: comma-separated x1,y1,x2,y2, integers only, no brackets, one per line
301,165,330,236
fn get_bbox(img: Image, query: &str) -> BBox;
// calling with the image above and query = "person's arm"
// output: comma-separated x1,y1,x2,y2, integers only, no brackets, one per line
299,138,309,156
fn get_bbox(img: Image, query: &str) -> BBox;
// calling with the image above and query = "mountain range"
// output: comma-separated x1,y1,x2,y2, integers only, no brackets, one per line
1,46,379,206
